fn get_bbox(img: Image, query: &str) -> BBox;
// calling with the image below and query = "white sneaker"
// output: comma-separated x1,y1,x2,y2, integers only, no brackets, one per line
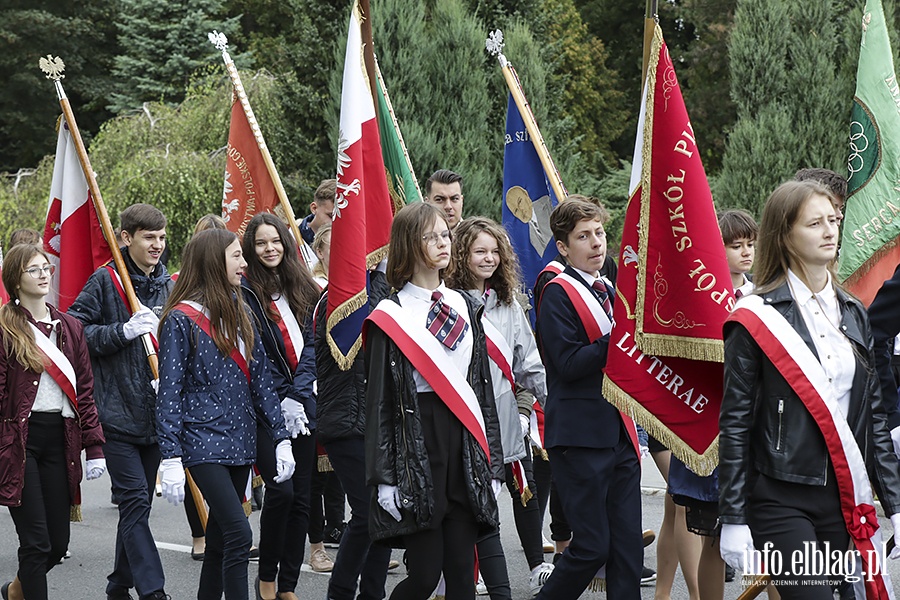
542,534,554,553
529,562,555,597
475,573,488,595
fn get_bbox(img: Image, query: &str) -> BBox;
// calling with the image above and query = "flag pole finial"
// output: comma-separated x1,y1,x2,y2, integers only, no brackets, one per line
208,31,229,54
39,55,65,81
485,29,509,67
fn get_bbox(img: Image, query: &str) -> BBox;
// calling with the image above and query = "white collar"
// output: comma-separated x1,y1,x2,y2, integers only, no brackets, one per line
572,266,601,288
402,280,447,302
787,269,835,307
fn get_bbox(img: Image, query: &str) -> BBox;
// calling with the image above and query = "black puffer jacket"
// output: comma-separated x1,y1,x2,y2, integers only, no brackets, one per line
364,291,504,545
719,282,900,524
68,252,173,445
315,271,389,444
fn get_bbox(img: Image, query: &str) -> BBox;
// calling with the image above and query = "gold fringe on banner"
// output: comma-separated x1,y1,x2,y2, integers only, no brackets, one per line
251,474,264,489
602,377,719,476
532,444,549,461
588,577,606,592
70,504,83,523
326,289,368,370
511,475,533,507
637,333,724,364
318,455,334,473
243,500,252,517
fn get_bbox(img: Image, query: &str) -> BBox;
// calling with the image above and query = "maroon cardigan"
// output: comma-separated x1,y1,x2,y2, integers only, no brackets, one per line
0,304,105,508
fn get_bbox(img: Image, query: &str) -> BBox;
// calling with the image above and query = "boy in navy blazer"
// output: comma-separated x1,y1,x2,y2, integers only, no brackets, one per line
535,199,642,599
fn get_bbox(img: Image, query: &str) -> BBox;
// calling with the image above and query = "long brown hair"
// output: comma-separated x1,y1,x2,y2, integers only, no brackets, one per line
0,244,51,373
446,217,521,305
161,229,254,358
754,180,839,295
242,213,321,324
386,202,449,289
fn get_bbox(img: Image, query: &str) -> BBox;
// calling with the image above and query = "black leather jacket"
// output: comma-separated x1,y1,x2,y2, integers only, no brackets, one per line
364,291,504,544
719,282,900,524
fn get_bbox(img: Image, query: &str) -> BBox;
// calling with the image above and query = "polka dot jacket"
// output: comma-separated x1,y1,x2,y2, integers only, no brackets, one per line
156,308,289,467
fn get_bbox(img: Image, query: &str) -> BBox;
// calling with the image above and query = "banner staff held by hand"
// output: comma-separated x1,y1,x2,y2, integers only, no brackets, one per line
38,55,159,379
208,31,314,271
485,29,568,203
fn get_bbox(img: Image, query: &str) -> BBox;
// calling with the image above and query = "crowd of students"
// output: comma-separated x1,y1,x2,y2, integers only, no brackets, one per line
2,166,900,600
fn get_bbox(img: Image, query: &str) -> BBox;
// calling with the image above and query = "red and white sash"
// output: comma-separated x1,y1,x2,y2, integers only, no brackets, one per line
176,301,250,382
547,273,640,460
483,317,515,396
729,295,894,599
29,322,78,408
104,264,159,351
270,294,304,372
538,260,564,279
366,299,491,462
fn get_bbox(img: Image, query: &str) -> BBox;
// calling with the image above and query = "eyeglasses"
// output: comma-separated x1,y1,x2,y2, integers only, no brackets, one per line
422,230,452,246
24,265,55,279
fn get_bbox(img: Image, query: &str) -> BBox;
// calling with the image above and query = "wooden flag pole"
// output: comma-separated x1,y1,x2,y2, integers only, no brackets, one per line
39,56,158,379
486,30,568,203
642,0,659,90
208,32,312,269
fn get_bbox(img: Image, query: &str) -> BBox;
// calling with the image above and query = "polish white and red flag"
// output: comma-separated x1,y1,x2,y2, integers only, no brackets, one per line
326,0,394,369
43,121,112,310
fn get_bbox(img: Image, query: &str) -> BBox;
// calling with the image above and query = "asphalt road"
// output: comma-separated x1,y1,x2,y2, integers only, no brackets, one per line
0,460,893,599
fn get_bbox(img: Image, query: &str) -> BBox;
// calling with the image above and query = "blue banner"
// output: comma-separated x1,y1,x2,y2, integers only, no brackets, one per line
502,94,559,324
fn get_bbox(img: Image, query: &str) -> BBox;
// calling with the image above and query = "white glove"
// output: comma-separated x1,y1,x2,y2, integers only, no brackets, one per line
519,414,530,437
123,308,159,340
720,524,760,573
377,484,403,522
159,458,186,506
491,478,503,499
274,440,296,483
891,426,900,458
890,514,900,559
281,398,310,438
85,458,106,480
151,379,159,394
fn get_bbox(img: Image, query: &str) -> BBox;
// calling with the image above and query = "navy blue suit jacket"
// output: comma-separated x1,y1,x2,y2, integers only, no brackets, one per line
865,263,900,430
536,266,623,449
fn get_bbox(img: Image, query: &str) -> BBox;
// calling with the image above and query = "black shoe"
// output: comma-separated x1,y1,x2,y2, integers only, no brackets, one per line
254,576,263,600
725,564,735,583
107,589,134,600
249,546,260,562
552,552,563,565
323,524,346,548
144,593,171,600
191,549,205,561
1,582,9,600
640,566,657,586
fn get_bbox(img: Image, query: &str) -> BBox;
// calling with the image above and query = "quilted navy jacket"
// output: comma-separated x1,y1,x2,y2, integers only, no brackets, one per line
156,307,289,467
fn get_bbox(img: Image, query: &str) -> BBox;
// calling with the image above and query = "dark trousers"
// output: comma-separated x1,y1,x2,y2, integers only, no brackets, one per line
532,450,551,526
532,453,571,542
505,455,544,569
184,478,206,539
256,427,315,592
190,464,253,600
748,474,850,599
8,413,70,600
104,439,165,599
323,437,392,600
309,441,345,544
537,439,642,600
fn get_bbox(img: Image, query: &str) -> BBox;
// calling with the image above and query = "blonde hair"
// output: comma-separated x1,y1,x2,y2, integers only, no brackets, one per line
312,223,332,280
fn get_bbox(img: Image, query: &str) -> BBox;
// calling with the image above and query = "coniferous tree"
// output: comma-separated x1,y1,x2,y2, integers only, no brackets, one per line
715,0,845,213
108,0,240,113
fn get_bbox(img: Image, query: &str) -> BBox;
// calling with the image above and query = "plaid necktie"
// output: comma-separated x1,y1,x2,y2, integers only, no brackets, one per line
426,291,468,350
592,279,613,321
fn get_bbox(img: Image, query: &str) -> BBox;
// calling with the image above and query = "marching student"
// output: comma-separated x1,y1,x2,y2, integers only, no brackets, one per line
534,199,642,599
156,228,295,600
365,202,504,600
0,244,106,600
68,203,172,600
240,213,319,600
446,216,554,597
719,180,900,597
311,223,331,289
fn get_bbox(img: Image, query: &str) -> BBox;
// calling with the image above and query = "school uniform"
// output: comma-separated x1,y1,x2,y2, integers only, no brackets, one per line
535,265,641,600
157,304,289,600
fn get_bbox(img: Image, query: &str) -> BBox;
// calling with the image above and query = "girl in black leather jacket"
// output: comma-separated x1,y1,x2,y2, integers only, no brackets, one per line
719,180,900,598
365,203,504,600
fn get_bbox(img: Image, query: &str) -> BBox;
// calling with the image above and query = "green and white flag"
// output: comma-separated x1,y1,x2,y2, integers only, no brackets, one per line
375,59,421,210
840,0,900,305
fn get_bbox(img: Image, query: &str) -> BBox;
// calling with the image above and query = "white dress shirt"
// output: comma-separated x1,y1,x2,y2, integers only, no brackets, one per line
397,281,473,393
787,270,855,416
